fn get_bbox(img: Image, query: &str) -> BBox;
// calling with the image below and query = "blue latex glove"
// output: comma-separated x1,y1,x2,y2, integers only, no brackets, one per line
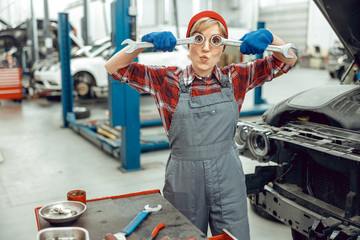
141,31,177,52
239,28,273,55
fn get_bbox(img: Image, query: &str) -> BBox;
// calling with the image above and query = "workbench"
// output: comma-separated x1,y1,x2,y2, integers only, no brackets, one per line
35,190,210,240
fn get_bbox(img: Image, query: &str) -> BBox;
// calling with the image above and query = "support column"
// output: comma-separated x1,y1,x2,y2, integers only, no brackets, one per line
109,0,140,171
59,13,73,128
254,21,267,105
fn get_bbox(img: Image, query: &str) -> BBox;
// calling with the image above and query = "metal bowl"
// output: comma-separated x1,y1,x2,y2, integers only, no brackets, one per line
39,201,87,224
37,227,90,240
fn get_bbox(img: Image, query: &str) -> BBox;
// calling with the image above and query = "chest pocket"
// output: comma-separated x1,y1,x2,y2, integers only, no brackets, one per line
180,91,238,147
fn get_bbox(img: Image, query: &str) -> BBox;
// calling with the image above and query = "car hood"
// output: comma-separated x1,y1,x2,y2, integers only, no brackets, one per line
314,0,360,66
0,19,12,29
263,85,360,130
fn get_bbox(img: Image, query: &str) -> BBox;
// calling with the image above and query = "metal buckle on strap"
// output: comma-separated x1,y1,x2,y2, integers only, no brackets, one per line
220,72,231,88
179,82,188,93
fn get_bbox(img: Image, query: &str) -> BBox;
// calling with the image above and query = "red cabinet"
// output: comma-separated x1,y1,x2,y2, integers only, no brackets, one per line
0,67,22,100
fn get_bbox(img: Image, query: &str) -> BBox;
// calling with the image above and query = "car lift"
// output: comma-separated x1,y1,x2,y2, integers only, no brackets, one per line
59,0,168,172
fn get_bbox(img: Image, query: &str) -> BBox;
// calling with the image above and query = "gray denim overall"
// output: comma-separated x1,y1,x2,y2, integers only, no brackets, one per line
163,72,250,240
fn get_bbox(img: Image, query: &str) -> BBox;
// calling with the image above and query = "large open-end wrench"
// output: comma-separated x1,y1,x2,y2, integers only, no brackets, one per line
104,204,162,240
218,38,297,59
122,34,297,59
122,36,196,54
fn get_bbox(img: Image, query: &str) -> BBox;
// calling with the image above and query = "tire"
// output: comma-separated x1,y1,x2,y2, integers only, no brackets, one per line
46,94,61,101
73,72,95,99
74,106,90,119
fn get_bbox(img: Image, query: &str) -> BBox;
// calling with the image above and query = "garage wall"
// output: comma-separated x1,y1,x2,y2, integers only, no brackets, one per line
258,0,309,53
307,0,339,52
212,0,257,30
258,0,340,53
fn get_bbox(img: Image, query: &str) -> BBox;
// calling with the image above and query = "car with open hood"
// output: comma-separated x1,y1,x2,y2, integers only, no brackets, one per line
237,0,360,239
0,18,79,73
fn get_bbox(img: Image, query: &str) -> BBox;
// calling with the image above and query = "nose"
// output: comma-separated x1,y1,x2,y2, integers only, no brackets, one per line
202,39,210,51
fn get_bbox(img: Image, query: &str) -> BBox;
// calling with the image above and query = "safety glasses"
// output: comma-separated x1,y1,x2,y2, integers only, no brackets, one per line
192,33,224,47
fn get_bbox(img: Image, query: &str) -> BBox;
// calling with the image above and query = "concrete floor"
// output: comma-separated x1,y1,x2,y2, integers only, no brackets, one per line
0,67,338,239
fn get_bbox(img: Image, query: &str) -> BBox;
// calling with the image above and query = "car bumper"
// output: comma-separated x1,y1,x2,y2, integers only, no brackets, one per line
34,80,108,97
34,71,61,91
250,183,360,239
92,86,108,98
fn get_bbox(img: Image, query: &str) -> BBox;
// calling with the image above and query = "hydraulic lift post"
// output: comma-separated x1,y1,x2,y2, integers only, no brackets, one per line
59,12,74,128
59,12,117,157
109,0,141,171
60,1,169,171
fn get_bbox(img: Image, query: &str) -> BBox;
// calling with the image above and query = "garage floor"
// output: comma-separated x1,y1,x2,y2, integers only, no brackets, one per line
0,67,338,239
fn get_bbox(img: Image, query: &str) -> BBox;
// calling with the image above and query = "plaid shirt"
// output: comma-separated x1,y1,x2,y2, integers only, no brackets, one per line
111,55,292,136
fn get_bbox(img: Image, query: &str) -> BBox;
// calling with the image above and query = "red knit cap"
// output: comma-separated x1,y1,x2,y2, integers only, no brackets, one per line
186,10,228,38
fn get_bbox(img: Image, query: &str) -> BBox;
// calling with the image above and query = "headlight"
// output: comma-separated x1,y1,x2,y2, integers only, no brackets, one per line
248,130,271,159
235,123,250,150
235,121,273,162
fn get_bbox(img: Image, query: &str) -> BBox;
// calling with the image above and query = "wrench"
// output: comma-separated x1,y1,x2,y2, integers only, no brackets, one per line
104,204,162,240
122,36,196,54
219,38,297,59
122,34,297,59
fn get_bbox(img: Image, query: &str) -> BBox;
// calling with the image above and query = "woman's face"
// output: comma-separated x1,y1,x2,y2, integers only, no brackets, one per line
189,24,224,77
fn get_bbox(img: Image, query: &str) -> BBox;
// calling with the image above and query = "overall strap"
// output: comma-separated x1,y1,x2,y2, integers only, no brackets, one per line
179,74,188,93
220,71,231,88
179,70,231,93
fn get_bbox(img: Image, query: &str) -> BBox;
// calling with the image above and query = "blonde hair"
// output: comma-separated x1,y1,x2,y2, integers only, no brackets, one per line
189,17,227,38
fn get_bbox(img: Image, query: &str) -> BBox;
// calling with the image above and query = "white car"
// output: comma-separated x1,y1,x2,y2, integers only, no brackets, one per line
34,39,191,98
34,38,111,98
137,45,191,69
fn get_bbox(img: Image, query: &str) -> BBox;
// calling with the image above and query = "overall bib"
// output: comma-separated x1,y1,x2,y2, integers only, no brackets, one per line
163,73,250,240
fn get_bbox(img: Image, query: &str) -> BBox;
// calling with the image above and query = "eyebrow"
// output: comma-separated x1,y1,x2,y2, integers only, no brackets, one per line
193,31,223,37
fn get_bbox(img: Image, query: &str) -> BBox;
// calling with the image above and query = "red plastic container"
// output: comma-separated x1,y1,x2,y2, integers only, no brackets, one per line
67,190,87,205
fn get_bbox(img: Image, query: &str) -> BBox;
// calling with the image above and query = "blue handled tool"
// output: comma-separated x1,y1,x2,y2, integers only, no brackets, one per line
104,204,162,240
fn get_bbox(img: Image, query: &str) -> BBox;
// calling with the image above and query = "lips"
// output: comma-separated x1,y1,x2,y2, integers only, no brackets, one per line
200,56,209,62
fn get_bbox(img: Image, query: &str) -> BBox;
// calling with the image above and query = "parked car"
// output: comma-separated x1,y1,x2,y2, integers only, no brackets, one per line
0,18,78,72
0,18,79,54
237,0,360,239
137,45,191,69
325,41,345,79
34,38,111,98
332,54,359,84
34,40,191,98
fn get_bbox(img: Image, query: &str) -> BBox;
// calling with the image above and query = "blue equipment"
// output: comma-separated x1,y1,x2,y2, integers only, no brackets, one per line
60,0,168,172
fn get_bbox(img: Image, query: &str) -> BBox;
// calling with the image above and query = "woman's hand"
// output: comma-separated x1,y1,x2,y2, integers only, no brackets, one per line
141,31,177,52
239,28,273,55
239,28,297,66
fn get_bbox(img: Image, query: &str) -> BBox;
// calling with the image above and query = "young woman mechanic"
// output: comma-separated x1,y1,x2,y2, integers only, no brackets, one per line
106,10,297,240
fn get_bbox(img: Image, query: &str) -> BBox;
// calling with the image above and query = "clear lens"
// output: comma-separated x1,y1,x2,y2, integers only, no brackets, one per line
192,33,223,47
194,34,204,45
211,35,223,47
